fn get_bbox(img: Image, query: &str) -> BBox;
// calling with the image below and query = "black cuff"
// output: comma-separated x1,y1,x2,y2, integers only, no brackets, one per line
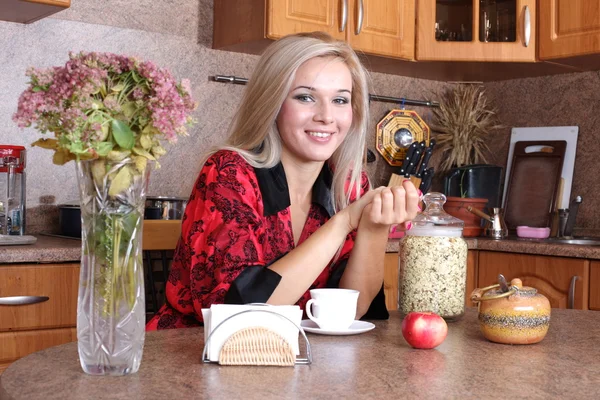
326,259,389,320
224,266,282,304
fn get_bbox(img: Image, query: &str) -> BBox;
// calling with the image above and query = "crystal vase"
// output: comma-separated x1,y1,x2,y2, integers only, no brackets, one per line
75,158,149,375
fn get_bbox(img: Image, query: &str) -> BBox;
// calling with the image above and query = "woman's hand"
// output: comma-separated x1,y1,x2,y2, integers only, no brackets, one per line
359,180,419,232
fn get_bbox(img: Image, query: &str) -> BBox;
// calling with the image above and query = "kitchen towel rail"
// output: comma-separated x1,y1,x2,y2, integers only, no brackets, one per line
211,75,440,108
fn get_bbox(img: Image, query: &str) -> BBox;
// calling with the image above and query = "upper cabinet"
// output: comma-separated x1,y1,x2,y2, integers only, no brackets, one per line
539,0,600,60
416,0,536,62
214,0,415,60
0,0,70,24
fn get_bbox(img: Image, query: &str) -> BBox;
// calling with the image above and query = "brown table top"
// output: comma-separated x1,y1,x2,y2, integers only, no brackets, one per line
1,308,599,399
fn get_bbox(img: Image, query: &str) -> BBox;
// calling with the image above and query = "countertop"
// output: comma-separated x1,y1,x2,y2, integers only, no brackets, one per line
2,234,600,264
386,236,600,259
0,235,80,264
1,308,599,399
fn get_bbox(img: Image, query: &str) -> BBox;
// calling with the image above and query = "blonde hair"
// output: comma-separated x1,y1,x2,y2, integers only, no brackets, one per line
209,31,371,212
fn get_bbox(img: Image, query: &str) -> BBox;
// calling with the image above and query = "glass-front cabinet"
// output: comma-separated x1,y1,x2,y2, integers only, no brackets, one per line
416,0,536,62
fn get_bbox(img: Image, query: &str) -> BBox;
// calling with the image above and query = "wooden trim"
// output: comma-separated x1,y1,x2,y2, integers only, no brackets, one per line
142,220,181,251
590,261,600,311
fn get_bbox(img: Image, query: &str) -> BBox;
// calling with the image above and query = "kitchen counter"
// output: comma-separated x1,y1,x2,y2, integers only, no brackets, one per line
2,234,600,264
1,308,598,399
0,235,80,264
387,237,600,259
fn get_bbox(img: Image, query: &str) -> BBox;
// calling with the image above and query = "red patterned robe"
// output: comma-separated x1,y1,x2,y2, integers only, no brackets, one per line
146,150,387,330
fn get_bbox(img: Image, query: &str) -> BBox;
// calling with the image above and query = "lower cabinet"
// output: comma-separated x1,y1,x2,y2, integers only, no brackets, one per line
0,263,80,374
478,251,590,310
384,250,477,311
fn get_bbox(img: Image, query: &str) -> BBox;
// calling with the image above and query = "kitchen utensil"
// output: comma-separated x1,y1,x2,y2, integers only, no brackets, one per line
145,196,188,220
505,126,578,209
516,226,551,239
471,275,551,345
444,164,504,208
504,140,566,230
0,145,26,235
466,206,508,239
419,167,434,194
376,109,430,167
405,141,425,189
388,141,417,187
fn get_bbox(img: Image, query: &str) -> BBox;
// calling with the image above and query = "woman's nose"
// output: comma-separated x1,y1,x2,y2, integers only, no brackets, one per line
314,103,334,124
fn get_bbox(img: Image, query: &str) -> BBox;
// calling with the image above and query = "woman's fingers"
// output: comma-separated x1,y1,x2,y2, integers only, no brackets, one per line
401,180,420,220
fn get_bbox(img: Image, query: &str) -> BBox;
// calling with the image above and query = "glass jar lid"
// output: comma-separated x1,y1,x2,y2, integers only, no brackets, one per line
407,192,464,237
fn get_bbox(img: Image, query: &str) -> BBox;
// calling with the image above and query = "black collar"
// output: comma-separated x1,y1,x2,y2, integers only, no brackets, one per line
254,162,334,217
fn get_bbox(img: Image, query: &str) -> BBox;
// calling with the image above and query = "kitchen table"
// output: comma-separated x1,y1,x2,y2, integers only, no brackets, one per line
1,308,598,399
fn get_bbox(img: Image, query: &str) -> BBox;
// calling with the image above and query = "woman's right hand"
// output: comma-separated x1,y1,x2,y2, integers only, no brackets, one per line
337,186,386,233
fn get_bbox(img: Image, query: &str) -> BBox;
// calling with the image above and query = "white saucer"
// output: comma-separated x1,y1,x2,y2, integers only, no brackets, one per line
300,320,375,336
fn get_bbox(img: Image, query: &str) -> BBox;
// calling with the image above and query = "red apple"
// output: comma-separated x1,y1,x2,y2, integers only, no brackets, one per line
401,311,448,349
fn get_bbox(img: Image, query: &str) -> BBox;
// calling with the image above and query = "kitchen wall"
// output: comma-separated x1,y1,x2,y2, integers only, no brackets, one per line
2,1,598,236
484,72,600,236
0,0,447,234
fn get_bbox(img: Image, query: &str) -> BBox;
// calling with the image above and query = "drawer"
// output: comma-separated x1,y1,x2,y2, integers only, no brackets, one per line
0,263,79,332
591,262,600,311
0,327,77,364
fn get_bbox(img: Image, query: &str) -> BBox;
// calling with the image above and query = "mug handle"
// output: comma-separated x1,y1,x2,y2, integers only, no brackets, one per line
305,299,320,325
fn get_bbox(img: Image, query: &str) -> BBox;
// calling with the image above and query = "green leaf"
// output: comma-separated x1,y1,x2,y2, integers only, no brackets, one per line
111,83,125,92
121,102,137,119
111,120,135,150
32,86,44,92
94,142,114,157
132,146,155,160
108,166,132,197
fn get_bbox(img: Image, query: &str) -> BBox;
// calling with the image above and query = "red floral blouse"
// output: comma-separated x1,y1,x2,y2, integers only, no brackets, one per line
146,150,386,331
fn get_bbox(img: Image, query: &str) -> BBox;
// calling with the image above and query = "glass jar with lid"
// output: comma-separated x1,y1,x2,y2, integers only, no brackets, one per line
398,192,468,320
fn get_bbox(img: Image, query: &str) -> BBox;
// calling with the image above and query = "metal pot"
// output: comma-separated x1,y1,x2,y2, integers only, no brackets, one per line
144,196,187,220
58,204,81,238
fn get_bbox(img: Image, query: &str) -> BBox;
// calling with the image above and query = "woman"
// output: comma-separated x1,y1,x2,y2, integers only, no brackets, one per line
147,32,419,330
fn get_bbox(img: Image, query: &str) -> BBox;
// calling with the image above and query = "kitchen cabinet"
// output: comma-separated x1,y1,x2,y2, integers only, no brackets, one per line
214,0,415,60
539,0,600,63
0,0,70,24
416,0,536,62
0,263,79,374
383,249,477,311
478,251,589,309
590,261,600,311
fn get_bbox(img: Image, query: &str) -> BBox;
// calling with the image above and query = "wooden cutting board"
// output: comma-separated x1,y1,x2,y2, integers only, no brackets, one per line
504,140,566,230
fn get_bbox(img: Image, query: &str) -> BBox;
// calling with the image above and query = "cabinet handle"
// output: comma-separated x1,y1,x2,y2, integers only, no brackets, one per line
355,0,364,35
0,296,50,306
523,5,531,47
568,276,580,309
340,0,348,32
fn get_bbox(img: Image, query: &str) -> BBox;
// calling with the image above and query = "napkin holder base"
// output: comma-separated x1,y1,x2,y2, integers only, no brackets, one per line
202,309,312,366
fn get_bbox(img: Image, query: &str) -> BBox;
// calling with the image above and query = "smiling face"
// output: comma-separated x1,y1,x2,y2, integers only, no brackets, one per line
276,56,353,165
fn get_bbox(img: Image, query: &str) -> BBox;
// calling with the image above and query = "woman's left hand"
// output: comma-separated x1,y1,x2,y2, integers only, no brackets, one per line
359,180,419,232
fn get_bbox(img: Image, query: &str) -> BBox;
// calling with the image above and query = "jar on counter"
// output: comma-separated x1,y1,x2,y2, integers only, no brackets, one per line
398,192,468,320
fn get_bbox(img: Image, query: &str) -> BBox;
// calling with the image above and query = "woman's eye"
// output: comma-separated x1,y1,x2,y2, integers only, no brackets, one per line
333,97,350,105
294,94,314,102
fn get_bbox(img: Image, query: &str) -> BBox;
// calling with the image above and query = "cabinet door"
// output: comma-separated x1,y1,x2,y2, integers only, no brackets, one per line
478,251,589,309
539,0,600,60
416,0,536,62
590,261,600,311
347,0,415,60
267,0,346,41
466,250,478,307
0,327,77,370
383,253,398,311
0,264,79,332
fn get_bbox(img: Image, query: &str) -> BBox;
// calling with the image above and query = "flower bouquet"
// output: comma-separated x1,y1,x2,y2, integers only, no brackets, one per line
14,52,196,375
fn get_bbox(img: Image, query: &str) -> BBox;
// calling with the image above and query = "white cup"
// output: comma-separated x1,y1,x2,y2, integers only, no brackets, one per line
305,288,359,330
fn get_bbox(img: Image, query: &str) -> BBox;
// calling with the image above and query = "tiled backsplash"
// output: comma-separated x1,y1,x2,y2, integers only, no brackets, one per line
1,0,598,235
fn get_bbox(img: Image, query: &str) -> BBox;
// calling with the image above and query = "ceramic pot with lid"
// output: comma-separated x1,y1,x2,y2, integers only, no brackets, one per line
398,192,468,321
471,275,551,345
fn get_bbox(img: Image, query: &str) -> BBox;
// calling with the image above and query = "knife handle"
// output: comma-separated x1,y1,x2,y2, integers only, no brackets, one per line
398,142,418,176
416,148,432,178
404,142,425,178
